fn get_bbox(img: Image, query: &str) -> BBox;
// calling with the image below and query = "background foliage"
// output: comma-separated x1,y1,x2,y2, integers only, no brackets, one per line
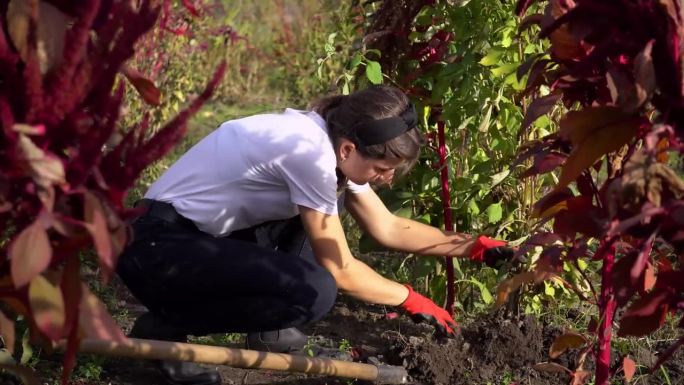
3,1,683,384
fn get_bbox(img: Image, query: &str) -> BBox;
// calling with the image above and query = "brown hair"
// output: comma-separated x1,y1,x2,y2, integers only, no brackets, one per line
309,85,425,176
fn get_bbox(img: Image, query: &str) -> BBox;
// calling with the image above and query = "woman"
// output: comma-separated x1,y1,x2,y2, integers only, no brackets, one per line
117,85,512,385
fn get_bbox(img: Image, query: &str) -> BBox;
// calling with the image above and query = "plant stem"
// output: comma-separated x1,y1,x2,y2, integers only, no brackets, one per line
596,240,617,385
437,119,455,314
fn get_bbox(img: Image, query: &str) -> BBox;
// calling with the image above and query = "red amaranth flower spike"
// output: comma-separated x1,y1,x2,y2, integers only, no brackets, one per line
41,0,101,127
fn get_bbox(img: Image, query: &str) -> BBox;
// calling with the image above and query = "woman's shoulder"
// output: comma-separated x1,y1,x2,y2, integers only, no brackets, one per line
218,108,334,166
222,108,326,140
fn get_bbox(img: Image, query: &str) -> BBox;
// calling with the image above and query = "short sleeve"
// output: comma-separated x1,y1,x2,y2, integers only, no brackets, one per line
278,139,339,216
346,180,371,194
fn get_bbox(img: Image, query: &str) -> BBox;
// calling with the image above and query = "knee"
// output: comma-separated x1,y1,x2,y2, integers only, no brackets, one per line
301,268,337,323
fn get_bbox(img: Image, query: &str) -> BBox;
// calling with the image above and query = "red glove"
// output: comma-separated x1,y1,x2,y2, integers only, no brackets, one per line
469,235,514,267
399,285,458,336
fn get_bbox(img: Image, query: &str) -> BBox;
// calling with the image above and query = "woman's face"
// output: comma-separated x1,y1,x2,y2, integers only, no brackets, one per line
337,140,403,186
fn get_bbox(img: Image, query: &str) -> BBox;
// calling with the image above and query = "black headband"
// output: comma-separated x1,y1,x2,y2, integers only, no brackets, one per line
352,102,417,147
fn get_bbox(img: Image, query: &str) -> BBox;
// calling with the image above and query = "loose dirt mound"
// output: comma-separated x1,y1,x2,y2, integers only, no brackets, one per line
385,311,565,385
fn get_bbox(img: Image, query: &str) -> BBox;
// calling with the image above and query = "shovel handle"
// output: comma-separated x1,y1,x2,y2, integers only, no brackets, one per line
58,338,408,384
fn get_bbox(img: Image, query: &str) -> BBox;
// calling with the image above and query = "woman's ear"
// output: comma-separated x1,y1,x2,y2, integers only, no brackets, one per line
338,139,356,162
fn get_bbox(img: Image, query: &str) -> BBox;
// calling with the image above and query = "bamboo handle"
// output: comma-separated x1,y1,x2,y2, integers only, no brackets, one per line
58,338,408,384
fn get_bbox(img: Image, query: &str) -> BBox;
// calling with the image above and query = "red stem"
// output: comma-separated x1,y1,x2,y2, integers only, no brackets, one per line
437,120,455,314
596,240,617,385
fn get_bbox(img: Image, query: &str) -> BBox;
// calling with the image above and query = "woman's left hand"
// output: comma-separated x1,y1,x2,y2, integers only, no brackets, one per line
399,285,458,337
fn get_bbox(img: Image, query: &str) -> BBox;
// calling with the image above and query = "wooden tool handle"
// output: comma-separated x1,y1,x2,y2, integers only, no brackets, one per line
60,338,408,384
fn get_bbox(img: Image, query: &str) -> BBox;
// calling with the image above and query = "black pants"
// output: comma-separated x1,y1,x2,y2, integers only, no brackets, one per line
116,205,337,336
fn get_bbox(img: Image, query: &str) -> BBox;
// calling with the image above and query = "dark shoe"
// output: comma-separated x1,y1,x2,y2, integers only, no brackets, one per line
245,327,307,353
130,312,221,385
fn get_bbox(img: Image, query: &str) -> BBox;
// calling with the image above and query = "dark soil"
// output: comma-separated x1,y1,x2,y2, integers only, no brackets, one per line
385,311,565,385
17,195,681,385
32,286,684,385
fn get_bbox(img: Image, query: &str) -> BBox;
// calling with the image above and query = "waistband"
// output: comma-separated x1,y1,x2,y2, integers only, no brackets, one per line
136,199,198,231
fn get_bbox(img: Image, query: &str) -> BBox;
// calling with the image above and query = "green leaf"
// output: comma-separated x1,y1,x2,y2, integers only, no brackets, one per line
20,329,33,365
479,49,504,66
342,82,350,95
349,53,362,69
478,284,494,304
490,169,510,188
544,281,556,296
0,349,15,365
486,203,503,223
470,278,494,305
394,207,413,218
416,213,431,225
452,177,472,191
365,61,383,84
490,63,518,77
478,104,492,132
468,200,480,215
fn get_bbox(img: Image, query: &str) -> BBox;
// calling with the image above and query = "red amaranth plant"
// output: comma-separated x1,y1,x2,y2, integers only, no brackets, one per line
504,0,684,384
366,0,460,313
0,0,224,382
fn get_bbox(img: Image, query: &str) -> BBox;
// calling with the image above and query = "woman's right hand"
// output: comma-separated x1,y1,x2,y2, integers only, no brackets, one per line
399,285,458,337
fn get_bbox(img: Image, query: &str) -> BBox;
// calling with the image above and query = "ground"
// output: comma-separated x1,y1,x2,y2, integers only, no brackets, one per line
32,280,684,385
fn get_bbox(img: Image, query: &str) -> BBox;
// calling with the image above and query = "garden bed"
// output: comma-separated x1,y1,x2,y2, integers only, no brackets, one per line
35,290,684,385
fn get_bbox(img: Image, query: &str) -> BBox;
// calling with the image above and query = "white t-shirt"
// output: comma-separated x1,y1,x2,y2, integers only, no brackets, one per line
145,108,370,236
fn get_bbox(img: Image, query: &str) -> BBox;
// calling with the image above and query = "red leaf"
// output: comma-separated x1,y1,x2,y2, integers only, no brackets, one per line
521,93,562,132
122,66,162,106
552,197,604,239
549,332,587,359
17,134,67,189
618,291,669,336
523,59,551,96
606,67,639,112
571,370,590,385
549,25,584,61
623,356,636,381
613,252,638,306
79,284,127,342
633,40,656,108
532,188,574,218
521,152,566,178
10,218,52,288
657,257,672,273
532,362,572,375
181,0,199,16
557,107,641,189
515,232,562,260
496,267,559,305
83,192,114,282
641,262,656,292
630,232,656,289
29,275,65,341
